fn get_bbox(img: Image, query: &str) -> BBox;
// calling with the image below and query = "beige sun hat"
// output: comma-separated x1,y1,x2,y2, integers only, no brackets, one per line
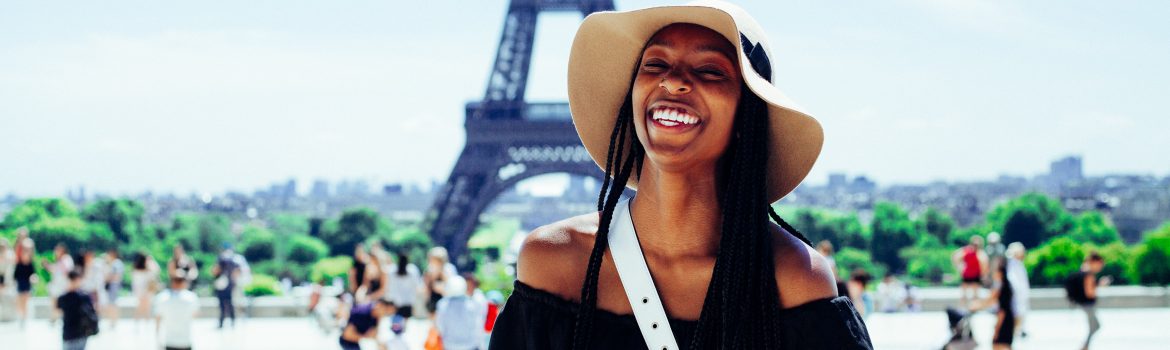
568,0,823,203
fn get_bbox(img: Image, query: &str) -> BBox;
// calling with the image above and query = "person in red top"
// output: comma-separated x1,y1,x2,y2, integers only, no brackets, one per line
952,235,988,308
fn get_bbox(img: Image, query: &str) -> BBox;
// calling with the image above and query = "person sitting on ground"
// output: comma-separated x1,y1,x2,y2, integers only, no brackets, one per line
339,296,396,350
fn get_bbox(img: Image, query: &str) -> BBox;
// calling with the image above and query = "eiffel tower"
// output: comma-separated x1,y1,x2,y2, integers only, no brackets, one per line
426,0,616,267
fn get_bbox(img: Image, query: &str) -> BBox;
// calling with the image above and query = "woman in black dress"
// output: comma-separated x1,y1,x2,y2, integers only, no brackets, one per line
489,1,872,349
970,258,1015,349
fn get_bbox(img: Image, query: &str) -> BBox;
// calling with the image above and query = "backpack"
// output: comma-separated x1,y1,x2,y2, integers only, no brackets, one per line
79,294,100,337
1065,271,1089,304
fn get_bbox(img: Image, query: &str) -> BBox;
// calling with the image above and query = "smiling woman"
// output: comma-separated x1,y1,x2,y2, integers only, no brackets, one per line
488,1,872,349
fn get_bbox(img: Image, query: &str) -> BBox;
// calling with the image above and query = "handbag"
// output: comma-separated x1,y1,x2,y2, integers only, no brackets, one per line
609,199,679,350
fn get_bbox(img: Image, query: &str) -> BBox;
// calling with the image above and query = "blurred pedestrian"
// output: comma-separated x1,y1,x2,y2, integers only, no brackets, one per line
0,237,13,321
387,252,421,320
349,244,370,295
847,268,873,318
1005,242,1030,337
876,274,907,313
359,244,389,303
424,247,456,315
154,273,199,350
12,237,36,328
80,250,106,310
968,258,1015,350
103,248,124,329
817,240,848,297
338,297,395,350
952,235,987,308
986,232,1006,284
57,269,99,350
436,276,487,350
212,244,241,329
167,244,198,289
1068,251,1110,350
45,243,75,324
131,251,161,328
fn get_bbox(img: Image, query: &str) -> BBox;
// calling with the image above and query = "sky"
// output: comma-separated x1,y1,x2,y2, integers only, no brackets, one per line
1,0,1168,197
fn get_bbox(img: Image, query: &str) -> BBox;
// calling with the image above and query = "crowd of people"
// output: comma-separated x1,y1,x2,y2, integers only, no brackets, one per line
0,227,254,350
306,243,504,350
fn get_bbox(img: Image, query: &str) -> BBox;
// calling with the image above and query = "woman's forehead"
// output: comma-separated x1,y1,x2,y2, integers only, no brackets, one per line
644,23,737,60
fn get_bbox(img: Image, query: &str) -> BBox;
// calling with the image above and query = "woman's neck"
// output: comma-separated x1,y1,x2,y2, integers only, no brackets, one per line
628,164,722,261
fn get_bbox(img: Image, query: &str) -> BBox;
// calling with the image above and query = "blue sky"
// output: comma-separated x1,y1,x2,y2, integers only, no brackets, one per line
1,0,1167,197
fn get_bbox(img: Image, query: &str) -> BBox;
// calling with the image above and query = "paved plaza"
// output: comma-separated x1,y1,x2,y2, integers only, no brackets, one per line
2,307,1168,349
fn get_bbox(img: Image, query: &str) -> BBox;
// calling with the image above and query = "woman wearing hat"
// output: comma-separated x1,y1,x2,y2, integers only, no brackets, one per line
490,1,872,349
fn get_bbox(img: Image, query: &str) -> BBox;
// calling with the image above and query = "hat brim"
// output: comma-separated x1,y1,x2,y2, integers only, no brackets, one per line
568,3,823,203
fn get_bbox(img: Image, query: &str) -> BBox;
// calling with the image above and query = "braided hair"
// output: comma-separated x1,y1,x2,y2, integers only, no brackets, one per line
571,79,813,348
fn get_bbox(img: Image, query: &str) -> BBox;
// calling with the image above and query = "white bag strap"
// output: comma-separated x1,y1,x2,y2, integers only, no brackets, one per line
609,199,680,350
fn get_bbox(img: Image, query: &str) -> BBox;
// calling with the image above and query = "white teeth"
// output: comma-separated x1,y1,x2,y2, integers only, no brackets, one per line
651,108,698,126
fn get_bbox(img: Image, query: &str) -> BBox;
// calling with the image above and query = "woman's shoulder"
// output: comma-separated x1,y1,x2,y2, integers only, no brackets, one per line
769,222,840,308
516,212,601,302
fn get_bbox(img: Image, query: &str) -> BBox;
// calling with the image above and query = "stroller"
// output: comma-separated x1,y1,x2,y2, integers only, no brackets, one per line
942,306,976,350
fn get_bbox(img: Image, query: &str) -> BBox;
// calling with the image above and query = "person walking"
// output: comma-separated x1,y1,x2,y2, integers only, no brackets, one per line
45,243,75,324
103,249,125,329
359,245,389,303
423,247,454,315
1005,242,1030,338
167,245,199,289
349,244,370,296
57,269,99,350
1068,251,1110,350
436,276,487,350
155,273,199,350
985,232,1006,284
387,252,421,320
0,238,14,322
12,239,36,328
969,259,1015,350
212,244,241,329
131,252,160,328
80,251,107,315
953,235,988,308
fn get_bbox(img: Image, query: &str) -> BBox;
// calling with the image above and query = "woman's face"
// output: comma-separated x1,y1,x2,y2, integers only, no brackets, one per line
632,23,742,172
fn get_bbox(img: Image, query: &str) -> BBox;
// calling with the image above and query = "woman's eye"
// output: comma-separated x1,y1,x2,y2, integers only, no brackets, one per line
642,61,668,71
697,69,727,79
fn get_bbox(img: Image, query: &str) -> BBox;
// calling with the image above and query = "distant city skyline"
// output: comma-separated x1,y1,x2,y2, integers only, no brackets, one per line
3,0,1168,197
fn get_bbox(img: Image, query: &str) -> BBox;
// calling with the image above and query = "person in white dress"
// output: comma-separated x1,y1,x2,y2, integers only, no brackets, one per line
131,252,160,327
43,243,74,324
1005,242,1030,337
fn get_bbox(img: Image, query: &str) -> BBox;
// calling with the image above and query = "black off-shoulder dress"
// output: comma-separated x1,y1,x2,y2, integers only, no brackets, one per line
489,281,873,349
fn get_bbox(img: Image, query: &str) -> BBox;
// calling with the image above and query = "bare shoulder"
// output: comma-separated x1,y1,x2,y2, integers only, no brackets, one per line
769,222,839,308
516,212,600,301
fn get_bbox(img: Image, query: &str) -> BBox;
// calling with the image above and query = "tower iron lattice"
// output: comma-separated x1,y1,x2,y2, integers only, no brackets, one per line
426,0,616,267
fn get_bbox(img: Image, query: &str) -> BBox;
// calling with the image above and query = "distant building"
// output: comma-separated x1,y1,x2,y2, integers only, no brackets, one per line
1050,155,1084,186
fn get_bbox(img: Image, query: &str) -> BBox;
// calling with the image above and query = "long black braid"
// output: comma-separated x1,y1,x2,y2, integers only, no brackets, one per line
571,83,813,349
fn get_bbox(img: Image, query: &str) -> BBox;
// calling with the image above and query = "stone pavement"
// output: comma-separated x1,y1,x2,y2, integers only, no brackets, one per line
2,307,1168,349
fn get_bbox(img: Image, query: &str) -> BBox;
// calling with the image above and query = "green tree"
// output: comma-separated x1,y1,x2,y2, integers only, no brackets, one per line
82,199,145,245
1132,223,1170,286
870,202,917,273
1,198,80,231
900,235,952,285
321,208,380,255
784,207,869,250
986,193,1074,249
287,234,329,264
836,247,886,279
1025,237,1084,286
310,256,353,286
1088,242,1132,285
239,226,277,262
918,207,956,245
1069,211,1120,245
